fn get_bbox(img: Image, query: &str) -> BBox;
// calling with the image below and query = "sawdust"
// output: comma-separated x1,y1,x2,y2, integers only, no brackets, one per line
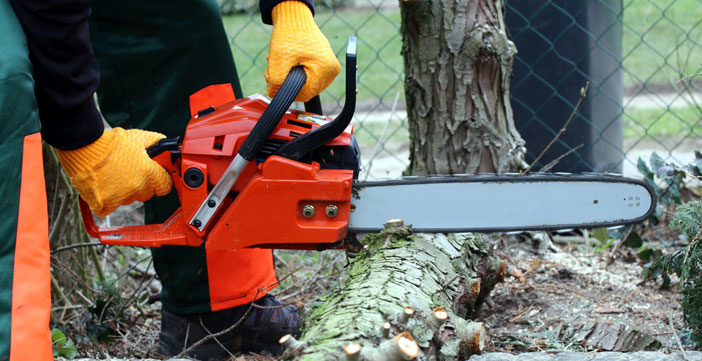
475,234,687,353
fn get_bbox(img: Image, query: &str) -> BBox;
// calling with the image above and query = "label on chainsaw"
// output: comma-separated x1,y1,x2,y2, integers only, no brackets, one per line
297,112,331,125
349,174,656,233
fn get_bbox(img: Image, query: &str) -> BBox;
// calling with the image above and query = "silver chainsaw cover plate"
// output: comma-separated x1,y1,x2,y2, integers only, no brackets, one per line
349,175,656,232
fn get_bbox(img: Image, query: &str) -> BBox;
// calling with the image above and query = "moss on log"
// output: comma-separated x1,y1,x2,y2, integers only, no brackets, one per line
282,222,506,361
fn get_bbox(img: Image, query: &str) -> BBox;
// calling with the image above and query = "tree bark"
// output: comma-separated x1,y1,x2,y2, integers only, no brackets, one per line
559,322,661,352
282,222,506,360
400,0,526,175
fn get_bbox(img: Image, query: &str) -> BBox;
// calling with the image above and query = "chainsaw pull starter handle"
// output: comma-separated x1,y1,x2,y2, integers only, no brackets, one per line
237,66,306,161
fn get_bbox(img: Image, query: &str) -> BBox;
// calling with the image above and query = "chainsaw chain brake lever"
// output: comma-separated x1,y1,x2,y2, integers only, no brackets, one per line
274,36,357,161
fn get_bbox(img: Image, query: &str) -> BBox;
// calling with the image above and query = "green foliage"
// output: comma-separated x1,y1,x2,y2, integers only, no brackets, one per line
593,237,615,254
637,152,688,213
592,228,610,244
611,152,702,286
691,151,702,178
588,228,614,254
655,201,702,346
624,232,643,248
52,328,77,360
591,225,671,287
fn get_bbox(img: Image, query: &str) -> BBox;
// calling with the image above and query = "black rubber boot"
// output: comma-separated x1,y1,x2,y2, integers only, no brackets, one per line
158,294,302,360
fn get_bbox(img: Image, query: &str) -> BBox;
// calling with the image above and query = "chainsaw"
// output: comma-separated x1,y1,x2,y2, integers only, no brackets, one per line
80,37,656,250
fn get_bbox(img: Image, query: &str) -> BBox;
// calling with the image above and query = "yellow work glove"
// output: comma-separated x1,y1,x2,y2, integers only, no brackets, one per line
56,127,172,218
266,0,341,102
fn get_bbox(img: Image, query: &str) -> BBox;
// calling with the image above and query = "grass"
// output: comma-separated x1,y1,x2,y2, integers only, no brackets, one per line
352,118,409,151
624,105,702,139
622,0,702,89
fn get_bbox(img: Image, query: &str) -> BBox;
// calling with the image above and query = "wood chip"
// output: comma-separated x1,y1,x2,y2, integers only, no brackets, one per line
598,307,626,314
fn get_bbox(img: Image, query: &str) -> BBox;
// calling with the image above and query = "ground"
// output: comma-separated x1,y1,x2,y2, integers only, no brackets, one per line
476,233,689,354
61,228,695,360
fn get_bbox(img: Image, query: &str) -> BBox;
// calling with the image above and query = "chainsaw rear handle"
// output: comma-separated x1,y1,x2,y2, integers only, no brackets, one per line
147,136,179,159
80,198,99,238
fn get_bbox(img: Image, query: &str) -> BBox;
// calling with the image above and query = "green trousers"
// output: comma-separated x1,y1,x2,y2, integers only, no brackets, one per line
0,2,52,359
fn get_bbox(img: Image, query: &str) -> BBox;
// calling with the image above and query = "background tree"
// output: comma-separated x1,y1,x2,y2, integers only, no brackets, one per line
401,0,527,175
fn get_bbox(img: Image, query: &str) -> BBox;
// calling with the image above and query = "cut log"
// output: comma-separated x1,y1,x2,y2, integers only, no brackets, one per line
283,221,506,360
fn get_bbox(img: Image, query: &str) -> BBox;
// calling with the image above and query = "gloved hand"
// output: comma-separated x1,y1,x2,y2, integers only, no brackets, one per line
56,127,172,218
266,0,341,102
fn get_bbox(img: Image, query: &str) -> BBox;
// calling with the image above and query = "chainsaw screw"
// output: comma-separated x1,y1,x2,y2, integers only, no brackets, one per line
302,205,316,218
193,220,202,228
326,205,339,218
207,200,216,208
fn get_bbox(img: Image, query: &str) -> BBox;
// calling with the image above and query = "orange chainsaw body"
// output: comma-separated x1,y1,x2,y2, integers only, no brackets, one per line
81,89,356,250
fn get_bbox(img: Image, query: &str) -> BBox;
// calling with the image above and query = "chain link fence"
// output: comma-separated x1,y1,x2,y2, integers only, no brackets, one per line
220,0,702,179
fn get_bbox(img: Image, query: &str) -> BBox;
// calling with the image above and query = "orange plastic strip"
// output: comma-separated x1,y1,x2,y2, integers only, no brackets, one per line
207,248,277,311
189,83,236,117
10,133,52,361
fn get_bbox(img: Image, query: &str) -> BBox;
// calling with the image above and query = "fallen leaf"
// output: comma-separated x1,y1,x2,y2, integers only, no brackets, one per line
506,264,526,282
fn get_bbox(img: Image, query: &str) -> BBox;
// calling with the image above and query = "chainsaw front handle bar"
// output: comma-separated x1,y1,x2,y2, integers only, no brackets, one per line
275,37,357,161
239,66,307,160
304,95,323,114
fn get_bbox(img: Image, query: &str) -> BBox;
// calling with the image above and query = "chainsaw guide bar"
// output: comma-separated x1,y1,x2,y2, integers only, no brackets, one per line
349,173,656,233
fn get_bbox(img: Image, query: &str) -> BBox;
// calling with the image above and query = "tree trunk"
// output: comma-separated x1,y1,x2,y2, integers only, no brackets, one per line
400,0,526,175
282,221,506,360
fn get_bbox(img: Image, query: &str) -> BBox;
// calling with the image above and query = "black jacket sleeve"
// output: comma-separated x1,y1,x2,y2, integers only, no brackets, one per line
259,0,315,25
9,0,104,150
